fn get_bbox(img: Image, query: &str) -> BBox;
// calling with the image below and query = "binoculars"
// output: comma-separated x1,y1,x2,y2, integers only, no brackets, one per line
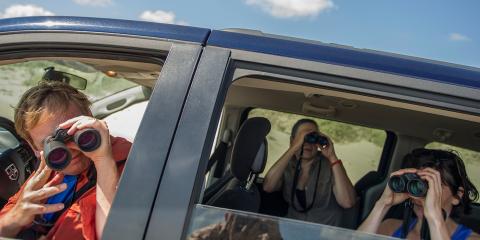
304,132,329,147
388,173,428,197
44,128,101,171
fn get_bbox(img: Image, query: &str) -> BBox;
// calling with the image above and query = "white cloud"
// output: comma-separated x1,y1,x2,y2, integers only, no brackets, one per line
0,4,54,18
73,0,113,7
139,10,188,25
449,33,471,42
245,0,334,18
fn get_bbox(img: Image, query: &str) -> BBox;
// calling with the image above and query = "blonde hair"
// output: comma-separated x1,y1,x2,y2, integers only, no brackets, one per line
14,81,91,146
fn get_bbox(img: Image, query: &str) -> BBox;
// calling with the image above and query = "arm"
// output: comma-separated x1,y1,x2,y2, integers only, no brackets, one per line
358,169,415,234
319,135,356,208
263,129,310,193
419,168,450,240
60,116,119,239
94,157,119,239
263,147,295,192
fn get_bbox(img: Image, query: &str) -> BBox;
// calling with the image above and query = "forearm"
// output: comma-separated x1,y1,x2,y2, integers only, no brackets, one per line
331,160,356,208
0,211,23,238
94,158,119,239
358,201,390,233
263,148,296,192
426,215,449,240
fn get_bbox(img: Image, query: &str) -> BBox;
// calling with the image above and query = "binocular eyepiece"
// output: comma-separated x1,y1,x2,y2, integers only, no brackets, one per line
388,173,428,197
43,128,101,171
304,132,329,147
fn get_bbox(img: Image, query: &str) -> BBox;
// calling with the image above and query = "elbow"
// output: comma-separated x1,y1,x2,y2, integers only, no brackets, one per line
263,183,274,193
339,198,357,209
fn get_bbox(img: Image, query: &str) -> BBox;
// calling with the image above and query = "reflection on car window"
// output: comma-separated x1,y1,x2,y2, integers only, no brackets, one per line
426,142,480,203
248,109,386,183
186,205,395,240
0,60,137,119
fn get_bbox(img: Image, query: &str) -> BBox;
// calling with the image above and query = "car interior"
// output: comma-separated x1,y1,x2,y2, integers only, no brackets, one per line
200,76,480,233
0,53,479,236
0,55,162,208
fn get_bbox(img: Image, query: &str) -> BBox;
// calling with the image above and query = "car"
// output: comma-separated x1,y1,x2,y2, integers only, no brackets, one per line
0,16,479,240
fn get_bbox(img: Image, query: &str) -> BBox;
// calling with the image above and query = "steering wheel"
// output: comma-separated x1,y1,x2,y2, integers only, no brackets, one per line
0,117,37,208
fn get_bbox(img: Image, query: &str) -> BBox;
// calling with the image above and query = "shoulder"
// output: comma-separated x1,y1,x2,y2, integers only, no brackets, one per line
377,218,402,236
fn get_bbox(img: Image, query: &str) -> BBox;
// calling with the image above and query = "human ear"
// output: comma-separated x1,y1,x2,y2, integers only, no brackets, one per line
452,187,464,206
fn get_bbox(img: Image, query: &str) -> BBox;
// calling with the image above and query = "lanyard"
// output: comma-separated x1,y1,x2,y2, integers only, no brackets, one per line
290,144,322,213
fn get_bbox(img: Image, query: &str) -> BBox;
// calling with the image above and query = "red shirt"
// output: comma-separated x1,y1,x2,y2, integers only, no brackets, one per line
0,137,131,240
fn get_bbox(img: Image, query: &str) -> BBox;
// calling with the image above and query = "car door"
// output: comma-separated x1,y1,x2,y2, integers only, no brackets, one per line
0,16,209,239
145,29,480,239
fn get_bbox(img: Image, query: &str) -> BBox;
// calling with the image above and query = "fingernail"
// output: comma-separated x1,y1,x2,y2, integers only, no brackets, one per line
60,183,67,190
58,204,64,209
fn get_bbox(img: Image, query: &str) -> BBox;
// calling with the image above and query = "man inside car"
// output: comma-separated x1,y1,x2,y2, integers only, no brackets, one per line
0,81,131,239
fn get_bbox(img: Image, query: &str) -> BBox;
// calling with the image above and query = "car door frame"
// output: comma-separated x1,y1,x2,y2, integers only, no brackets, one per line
0,16,211,240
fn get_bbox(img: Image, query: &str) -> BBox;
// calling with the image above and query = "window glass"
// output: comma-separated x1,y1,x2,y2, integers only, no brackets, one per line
0,60,137,119
248,108,386,183
425,142,480,203
187,204,395,240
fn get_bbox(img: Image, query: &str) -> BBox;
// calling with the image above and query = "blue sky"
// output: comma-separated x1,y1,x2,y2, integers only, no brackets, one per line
0,0,479,68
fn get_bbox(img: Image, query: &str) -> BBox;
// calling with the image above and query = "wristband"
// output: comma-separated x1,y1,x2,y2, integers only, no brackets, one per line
330,159,342,167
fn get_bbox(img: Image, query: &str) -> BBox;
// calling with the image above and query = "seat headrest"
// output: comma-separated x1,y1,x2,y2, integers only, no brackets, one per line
230,117,270,182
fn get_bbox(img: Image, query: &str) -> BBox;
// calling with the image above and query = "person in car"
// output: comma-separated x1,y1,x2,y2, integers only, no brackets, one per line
0,82,131,240
358,148,480,239
263,119,357,226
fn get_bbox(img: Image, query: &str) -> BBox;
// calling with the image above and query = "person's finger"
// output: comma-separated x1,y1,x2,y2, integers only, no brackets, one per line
419,168,442,193
75,118,103,130
390,168,417,177
67,118,88,135
29,203,65,214
44,173,65,188
58,116,85,129
27,183,67,201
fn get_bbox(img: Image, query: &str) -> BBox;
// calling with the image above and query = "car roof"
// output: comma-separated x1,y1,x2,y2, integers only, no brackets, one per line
0,16,479,90
208,30,480,90
0,16,210,44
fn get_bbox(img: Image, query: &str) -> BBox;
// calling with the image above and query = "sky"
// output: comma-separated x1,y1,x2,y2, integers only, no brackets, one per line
0,0,479,68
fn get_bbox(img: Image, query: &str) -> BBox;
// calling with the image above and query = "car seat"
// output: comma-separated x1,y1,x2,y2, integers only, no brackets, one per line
0,117,37,208
204,117,270,212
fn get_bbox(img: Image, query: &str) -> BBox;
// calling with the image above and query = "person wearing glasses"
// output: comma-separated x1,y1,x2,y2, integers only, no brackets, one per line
358,148,480,240
263,119,357,226
0,82,131,240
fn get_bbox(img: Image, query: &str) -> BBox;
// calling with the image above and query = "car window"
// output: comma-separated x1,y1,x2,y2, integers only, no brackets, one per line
0,60,137,120
186,204,395,240
248,108,387,183
425,142,480,203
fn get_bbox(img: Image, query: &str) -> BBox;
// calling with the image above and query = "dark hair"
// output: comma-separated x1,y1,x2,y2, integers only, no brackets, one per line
402,148,479,215
290,119,318,139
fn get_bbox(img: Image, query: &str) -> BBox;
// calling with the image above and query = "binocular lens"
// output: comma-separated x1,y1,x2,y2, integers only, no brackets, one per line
48,148,69,164
78,131,96,149
388,175,405,192
75,129,101,152
407,180,427,197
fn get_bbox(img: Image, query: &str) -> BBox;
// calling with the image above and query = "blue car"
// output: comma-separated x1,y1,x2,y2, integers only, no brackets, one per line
0,16,479,239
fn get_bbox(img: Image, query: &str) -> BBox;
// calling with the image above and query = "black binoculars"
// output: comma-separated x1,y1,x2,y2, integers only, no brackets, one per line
44,128,101,171
388,173,428,197
304,132,329,147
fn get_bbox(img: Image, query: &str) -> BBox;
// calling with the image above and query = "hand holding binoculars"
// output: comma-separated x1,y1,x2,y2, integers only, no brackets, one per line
304,132,329,147
388,173,429,197
43,128,101,171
